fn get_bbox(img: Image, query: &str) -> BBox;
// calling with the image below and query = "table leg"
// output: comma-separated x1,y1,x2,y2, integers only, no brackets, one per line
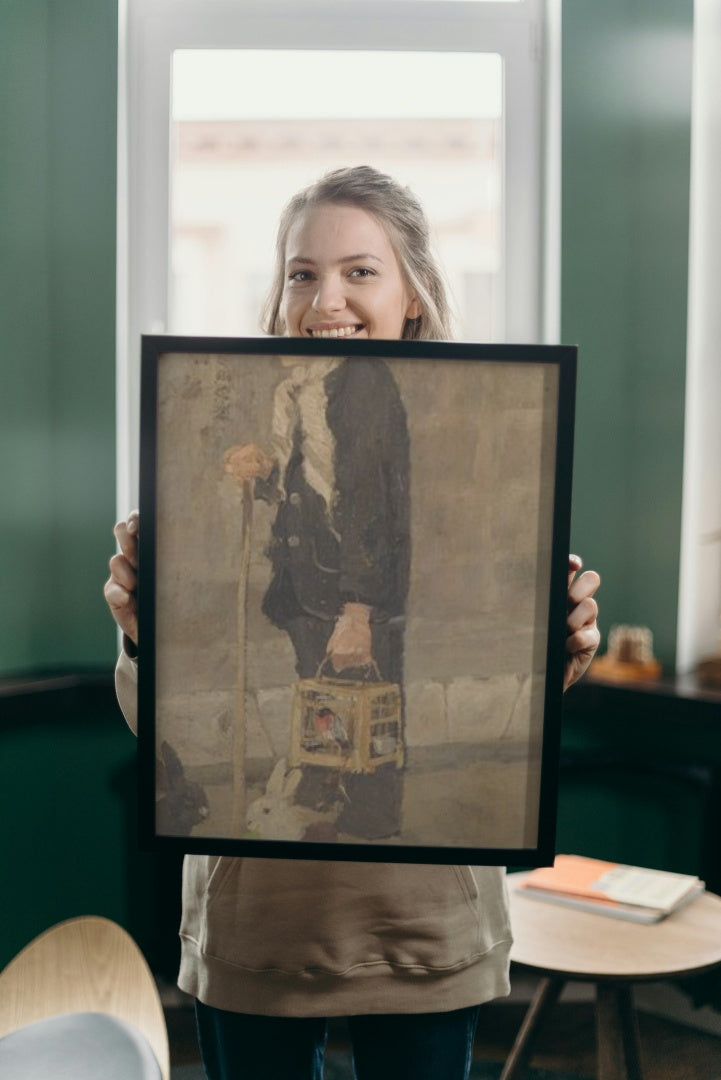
499,976,565,1080
596,982,643,1080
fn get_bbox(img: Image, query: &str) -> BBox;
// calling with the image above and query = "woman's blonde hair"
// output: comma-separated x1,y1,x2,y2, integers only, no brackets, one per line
262,165,453,341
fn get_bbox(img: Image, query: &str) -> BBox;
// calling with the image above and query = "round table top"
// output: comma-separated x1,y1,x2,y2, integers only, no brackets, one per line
508,871,721,981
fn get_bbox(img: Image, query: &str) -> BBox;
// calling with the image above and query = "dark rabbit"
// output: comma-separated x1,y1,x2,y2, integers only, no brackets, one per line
156,740,210,836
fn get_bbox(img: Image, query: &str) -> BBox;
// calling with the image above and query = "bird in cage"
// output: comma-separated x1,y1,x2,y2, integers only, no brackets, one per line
314,707,351,752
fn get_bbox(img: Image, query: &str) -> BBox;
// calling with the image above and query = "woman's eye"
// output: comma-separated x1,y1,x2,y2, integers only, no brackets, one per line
349,267,375,279
288,270,313,283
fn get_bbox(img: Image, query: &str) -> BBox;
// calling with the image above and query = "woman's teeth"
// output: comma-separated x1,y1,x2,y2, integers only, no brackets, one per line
310,325,360,338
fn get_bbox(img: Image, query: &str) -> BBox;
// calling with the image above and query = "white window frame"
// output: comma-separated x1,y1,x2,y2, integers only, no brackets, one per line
116,0,558,512
676,0,721,674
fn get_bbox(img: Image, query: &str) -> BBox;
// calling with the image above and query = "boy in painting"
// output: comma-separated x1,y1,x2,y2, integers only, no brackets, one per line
223,350,411,838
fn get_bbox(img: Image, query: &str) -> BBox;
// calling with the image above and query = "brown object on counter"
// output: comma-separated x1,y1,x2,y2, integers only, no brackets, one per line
591,655,663,683
696,655,721,688
590,624,662,683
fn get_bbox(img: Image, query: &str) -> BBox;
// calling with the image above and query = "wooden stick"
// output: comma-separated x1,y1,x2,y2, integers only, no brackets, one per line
230,480,253,836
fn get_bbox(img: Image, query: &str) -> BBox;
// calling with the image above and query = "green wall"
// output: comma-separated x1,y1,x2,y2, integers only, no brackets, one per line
563,0,693,670
0,0,118,675
0,0,130,970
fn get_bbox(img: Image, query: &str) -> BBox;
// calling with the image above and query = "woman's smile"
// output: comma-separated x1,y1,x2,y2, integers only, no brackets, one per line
307,323,364,339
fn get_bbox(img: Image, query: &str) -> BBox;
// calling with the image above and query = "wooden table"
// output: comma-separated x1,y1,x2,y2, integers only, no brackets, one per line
503,873,721,1080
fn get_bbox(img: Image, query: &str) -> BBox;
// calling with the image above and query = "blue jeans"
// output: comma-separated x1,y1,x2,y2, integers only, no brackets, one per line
195,1000,481,1080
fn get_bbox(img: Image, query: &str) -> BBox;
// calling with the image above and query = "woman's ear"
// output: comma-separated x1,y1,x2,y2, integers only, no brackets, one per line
406,296,422,320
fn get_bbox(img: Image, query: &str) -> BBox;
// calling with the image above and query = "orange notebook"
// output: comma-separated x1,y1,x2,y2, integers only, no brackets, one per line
516,855,704,923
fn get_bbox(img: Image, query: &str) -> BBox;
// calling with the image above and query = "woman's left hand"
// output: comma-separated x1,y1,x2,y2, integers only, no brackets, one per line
564,555,601,691
327,603,373,673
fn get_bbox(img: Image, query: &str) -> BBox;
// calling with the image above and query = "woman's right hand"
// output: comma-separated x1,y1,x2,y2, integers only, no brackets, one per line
104,509,139,646
223,443,275,485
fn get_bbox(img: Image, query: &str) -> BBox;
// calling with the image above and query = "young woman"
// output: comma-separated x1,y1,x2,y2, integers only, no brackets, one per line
105,166,601,1080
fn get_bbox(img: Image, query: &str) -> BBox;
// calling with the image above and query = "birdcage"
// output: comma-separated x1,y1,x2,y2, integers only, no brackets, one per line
289,665,403,774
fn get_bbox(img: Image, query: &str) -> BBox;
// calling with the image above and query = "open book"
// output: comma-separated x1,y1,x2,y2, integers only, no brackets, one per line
515,854,705,923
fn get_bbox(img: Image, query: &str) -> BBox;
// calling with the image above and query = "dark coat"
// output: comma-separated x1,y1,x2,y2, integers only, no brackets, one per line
261,358,410,628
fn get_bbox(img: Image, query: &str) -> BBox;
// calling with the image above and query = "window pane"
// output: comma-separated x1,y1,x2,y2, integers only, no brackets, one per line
170,50,503,340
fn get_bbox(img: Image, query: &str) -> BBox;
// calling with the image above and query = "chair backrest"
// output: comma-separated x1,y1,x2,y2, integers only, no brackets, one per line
0,915,170,1080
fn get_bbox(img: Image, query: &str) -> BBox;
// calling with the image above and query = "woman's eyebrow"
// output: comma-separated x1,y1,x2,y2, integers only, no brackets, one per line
339,253,384,264
286,253,384,266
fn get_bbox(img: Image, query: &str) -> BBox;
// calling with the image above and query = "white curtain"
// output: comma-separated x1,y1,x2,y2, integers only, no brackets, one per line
677,0,721,671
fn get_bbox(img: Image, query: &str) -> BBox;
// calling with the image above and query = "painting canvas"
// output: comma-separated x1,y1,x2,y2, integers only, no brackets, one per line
138,336,576,865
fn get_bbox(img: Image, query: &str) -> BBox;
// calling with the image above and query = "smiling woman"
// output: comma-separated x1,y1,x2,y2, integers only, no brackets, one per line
281,205,421,340
262,168,452,342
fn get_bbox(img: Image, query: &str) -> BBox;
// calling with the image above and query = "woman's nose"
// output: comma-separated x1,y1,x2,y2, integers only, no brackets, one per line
312,274,345,314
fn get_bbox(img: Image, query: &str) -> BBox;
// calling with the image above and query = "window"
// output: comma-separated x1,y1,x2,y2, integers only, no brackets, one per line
169,49,503,340
118,0,556,510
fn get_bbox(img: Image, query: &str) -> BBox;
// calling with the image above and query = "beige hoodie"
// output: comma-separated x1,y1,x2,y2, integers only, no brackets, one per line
116,651,512,1016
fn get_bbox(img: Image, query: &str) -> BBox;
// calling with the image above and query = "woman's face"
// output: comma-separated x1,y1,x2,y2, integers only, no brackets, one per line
280,203,421,341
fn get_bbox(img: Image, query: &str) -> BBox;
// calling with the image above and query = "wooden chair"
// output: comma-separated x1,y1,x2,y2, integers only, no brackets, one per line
0,915,169,1079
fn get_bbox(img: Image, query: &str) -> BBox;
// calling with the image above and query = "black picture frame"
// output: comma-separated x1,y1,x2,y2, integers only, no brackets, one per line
138,335,576,865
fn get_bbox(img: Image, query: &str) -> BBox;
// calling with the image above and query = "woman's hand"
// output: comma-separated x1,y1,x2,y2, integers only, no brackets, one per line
103,510,139,646
564,554,601,691
223,444,275,485
326,603,373,673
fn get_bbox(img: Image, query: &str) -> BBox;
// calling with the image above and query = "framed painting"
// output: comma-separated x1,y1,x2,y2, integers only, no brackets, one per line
137,335,576,865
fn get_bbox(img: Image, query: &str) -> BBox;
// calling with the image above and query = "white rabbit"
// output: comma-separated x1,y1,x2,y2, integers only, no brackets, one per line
246,758,337,841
